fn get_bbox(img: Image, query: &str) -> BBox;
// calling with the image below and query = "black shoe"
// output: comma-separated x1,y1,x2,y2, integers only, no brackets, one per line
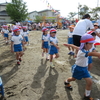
83,96,94,100
64,82,73,91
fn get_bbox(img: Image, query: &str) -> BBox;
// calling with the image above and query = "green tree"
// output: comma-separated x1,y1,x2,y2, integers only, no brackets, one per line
67,12,77,19
78,5,89,18
90,7,100,20
6,0,28,22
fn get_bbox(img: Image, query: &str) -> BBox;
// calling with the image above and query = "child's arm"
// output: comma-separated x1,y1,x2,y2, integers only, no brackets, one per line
50,42,59,49
64,44,79,50
88,52,100,57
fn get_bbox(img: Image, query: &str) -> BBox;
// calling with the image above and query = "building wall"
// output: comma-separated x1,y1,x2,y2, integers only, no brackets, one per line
0,5,6,11
27,12,38,21
0,16,12,23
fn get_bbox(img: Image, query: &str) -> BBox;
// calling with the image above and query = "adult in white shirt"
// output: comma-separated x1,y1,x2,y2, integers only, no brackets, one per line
73,14,94,47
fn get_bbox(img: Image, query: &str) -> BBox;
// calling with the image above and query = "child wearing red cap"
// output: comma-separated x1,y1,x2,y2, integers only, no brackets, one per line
49,28,59,68
11,28,24,65
67,25,75,55
41,28,49,59
64,34,100,100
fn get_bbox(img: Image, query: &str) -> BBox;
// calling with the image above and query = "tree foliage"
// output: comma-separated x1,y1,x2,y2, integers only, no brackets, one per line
6,0,28,21
67,12,77,19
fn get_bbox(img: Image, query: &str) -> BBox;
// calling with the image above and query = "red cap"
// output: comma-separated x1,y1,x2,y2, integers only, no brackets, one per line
42,28,48,32
13,28,20,32
50,28,57,33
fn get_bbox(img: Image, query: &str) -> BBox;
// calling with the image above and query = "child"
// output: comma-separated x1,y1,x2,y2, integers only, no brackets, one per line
41,27,49,59
49,28,59,68
67,25,75,55
11,28,24,65
2,25,9,44
64,34,100,100
22,26,30,45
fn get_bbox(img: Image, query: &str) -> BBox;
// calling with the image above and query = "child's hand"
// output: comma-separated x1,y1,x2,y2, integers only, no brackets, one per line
57,46,60,50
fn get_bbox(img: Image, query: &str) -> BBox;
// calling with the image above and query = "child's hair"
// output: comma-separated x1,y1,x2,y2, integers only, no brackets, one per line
91,32,96,36
87,31,96,37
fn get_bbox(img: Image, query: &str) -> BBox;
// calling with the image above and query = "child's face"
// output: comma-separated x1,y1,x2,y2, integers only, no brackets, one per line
85,43,93,50
50,33,56,37
15,31,20,35
94,25,98,29
69,28,74,32
45,31,48,34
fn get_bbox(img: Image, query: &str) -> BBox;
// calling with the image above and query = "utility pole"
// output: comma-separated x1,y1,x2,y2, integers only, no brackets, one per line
78,3,80,20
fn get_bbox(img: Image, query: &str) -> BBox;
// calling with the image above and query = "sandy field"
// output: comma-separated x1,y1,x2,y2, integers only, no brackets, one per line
0,30,100,100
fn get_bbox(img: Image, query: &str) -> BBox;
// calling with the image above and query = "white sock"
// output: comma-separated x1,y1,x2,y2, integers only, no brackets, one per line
46,53,48,58
17,60,19,62
85,90,91,97
66,80,69,83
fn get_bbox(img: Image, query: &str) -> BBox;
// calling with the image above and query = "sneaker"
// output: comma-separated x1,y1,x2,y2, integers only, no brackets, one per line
19,58,22,62
68,52,72,55
17,62,20,65
64,82,73,91
83,96,94,100
50,63,55,68
70,52,74,55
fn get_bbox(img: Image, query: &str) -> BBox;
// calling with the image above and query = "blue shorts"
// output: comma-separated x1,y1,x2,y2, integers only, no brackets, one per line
24,36,29,42
68,37,73,44
49,45,58,55
43,41,49,49
14,44,23,52
71,64,90,80
4,33,8,38
88,56,92,64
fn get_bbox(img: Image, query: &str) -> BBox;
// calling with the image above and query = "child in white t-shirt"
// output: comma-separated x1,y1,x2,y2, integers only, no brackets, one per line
22,26,30,46
11,28,24,65
64,34,100,100
67,25,75,55
41,27,49,59
2,25,9,44
49,28,59,68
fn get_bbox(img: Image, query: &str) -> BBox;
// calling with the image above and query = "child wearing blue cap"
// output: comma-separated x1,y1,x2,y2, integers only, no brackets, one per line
64,34,100,100
11,28,24,65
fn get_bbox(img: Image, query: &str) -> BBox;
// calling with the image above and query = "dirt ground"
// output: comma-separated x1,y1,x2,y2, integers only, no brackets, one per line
0,30,100,100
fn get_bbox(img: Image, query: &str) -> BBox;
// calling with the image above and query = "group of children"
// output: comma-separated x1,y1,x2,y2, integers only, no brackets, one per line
1,25,30,65
41,27,59,68
64,23,100,100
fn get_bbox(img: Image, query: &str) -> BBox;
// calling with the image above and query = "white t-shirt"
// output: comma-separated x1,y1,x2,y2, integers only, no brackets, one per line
2,29,9,34
49,37,58,45
75,49,89,67
73,19,94,36
68,32,73,38
11,35,23,44
42,34,49,42
22,32,29,37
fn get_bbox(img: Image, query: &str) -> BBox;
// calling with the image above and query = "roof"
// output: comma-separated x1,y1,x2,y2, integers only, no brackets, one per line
0,10,9,16
29,11,38,14
0,2,8,6
38,9,59,13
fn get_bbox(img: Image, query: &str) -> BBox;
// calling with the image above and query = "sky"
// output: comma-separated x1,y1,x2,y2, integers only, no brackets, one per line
0,0,99,17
